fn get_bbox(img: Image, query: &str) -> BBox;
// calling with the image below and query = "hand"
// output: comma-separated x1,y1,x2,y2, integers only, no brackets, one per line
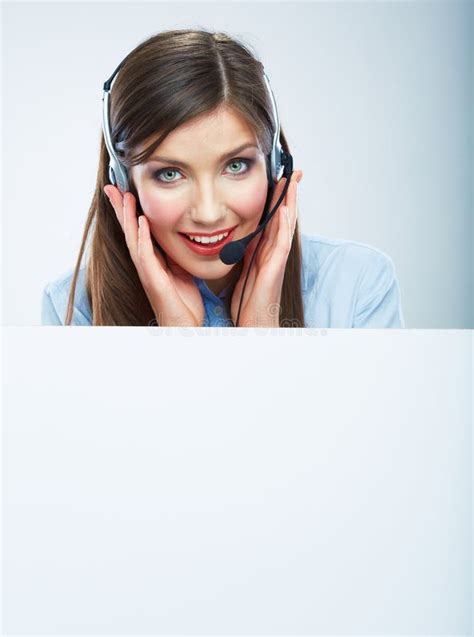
230,170,303,327
104,185,205,327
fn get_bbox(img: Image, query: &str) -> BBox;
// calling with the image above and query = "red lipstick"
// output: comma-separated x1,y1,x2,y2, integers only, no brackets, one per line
179,225,237,238
179,226,237,257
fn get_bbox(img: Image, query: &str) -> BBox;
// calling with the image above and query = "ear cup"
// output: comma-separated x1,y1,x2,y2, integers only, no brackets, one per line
109,157,130,193
271,141,284,183
108,165,116,186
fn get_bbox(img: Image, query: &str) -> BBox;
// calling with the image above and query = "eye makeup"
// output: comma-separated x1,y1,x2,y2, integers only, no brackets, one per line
150,157,256,185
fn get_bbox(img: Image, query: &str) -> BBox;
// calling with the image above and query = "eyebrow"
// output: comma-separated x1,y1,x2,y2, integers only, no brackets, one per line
145,142,259,168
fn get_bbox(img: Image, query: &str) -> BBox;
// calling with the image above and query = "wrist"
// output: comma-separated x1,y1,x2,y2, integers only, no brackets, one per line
151,309,200,328
239,308,280,328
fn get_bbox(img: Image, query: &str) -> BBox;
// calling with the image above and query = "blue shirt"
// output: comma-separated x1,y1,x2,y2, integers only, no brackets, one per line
41,233,405,328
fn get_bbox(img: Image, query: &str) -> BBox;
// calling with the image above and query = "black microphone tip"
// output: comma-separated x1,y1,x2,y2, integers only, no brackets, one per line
219,240,245,265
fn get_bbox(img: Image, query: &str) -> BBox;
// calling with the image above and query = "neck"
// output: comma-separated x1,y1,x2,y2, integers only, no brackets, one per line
204,262,243,296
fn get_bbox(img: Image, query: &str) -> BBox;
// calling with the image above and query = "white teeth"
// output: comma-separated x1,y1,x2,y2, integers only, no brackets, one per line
185,231,229,244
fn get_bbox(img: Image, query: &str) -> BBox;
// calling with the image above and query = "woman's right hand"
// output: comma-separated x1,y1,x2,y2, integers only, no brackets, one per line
104,185,205,327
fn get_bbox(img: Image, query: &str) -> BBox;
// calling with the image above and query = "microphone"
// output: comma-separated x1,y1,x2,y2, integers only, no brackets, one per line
219,154,294,265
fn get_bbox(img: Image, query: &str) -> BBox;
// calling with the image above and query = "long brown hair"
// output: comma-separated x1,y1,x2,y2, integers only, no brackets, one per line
65,29,305,327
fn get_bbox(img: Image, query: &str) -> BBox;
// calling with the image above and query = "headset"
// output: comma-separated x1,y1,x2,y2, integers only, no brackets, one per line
102,53,294,327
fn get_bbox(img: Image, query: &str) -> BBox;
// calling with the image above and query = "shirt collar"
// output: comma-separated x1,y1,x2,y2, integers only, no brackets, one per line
193,276,229,302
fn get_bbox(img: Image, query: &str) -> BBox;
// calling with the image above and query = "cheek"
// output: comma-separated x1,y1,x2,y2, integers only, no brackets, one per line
227,181,268,220
139,190,187,229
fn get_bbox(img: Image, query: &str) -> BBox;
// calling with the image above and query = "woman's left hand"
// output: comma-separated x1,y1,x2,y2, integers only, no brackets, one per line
230,170,303,327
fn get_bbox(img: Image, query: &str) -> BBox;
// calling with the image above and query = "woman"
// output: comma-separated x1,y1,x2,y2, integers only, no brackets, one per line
41,29,405,328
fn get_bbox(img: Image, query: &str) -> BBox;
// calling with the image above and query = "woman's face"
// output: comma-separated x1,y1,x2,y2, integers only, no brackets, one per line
130,106,269,294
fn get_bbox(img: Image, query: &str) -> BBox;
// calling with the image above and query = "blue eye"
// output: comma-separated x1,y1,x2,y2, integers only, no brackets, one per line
226,158,255,175
154,168,182,183
152,157,255,185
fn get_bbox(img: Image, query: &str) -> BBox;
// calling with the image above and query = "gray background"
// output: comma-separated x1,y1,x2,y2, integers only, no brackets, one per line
2,0,473,327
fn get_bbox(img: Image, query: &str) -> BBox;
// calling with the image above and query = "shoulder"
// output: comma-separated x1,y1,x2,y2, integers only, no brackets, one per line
300,232,397,288
300,233,405,328
41,266,92,325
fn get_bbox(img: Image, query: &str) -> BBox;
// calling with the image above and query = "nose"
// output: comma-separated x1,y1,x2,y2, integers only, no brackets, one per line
189,179,227,227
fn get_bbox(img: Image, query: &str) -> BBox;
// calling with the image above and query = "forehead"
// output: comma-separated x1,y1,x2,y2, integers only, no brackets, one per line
139,106,260,156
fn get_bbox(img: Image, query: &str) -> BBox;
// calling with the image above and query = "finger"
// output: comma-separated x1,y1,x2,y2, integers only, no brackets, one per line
268,177,297,256
267,171,298,231
240,233,260,288
288,174,299,237
268,177,287,212
283,206,293,250
262,203,282,249
263,176,291,246
122,192,139,260
242,232,260,269
268,170,300,211
276,179,298,253
137,214,172,288
104,185,125,232
268,176,297,249
294,170,303,184
137,213,155,261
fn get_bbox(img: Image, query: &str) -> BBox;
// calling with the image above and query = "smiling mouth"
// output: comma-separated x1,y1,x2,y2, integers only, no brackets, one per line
181,234,229,247
178,225,237,245
179,225,236,239
178,227,237,255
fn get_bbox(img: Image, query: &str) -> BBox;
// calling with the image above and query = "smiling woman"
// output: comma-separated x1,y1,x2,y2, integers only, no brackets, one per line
127,107,271,300
41,28,405,328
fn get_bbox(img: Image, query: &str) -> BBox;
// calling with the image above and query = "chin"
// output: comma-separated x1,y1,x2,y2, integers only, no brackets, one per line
190,262,233,279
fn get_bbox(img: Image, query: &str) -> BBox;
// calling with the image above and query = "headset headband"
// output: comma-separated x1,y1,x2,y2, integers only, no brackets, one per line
102,52,286,193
